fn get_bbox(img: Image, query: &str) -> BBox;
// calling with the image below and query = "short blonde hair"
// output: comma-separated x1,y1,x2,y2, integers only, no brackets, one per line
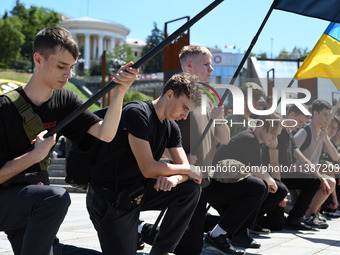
179,45,212,68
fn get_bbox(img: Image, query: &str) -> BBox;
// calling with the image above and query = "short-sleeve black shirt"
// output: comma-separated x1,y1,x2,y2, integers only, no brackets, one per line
213,129,262,167
0,87,101,174
262,128,297,167
90,100,182,191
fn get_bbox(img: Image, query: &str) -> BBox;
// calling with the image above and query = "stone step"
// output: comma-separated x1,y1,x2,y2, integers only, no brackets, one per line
51,158,66,164
49,176,68,185
48,170,66,177
49,158,66,178
49,163,66,171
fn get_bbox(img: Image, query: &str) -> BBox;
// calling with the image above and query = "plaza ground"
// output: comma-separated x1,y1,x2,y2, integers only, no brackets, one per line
1,192,340,255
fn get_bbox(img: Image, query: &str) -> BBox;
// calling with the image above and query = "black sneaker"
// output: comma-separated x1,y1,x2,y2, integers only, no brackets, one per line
141,222,158,245
285,218,313,230
303,214,329,229
53,238,101,255
137,233,145,250
325,209,340,218
231,233,261,249
149,246,169,255
248,225,271,235
205,232,245,255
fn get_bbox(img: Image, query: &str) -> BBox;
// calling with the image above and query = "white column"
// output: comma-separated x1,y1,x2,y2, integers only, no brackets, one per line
98,35,104,60
104,38,108,51
74,34,79,49
84,33,90,71
93,36,97,61
73,34,79,73
108,37,113,52
115,38,121,49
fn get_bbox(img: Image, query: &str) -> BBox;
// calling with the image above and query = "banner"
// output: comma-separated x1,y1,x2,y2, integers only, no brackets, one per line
294,22,340,89
274,0,340,23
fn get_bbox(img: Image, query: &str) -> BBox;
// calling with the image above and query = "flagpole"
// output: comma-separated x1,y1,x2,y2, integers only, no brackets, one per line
192,0,278,155
277,78,295,105
44,0,224,138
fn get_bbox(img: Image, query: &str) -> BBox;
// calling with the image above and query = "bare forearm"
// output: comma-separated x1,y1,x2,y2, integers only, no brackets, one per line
215,125,230,145
98,91,125,142
88,63,138,142
0,152,40,184
167,174,190,184
141,160,191,179
0,131,55,184
324,137,340,161
252,168,270,180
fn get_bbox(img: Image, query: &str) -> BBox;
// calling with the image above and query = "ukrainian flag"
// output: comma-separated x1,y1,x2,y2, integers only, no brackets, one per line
295,22,340,89
274,0,340,23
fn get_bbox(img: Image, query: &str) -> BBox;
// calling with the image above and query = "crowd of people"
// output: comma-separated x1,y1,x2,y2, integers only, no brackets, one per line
0,25,340,255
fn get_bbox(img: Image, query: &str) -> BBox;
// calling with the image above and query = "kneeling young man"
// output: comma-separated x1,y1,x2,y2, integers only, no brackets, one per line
0,26,137,255
85,73,202,255
205,113,282,254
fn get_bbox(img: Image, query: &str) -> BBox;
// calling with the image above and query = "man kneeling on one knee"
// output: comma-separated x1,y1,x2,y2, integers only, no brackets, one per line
85,73,203,255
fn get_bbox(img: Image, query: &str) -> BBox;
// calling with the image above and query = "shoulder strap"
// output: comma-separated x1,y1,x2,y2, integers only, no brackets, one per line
5,90,51,170
300,125,311,152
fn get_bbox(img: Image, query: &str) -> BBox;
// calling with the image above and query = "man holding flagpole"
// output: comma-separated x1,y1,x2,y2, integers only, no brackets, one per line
0,26,138,255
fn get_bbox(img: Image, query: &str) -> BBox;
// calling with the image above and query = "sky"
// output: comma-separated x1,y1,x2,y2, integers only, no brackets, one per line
0,0,330,57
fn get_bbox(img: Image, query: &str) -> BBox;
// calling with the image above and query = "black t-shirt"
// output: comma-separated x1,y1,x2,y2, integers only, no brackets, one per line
90,100,182,191
0,87,101,173
213,129,262,167
262,128,297,167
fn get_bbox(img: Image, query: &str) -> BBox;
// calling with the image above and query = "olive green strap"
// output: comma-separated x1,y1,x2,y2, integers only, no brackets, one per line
6,90,51,170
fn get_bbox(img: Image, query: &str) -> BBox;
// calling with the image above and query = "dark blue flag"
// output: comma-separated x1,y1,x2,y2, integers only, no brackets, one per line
274,0,340,23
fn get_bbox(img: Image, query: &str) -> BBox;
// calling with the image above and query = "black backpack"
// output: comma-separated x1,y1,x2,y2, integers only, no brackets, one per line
65,101,171,190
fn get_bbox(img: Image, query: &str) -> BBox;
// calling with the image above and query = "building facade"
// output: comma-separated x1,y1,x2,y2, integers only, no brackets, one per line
60,16,130,72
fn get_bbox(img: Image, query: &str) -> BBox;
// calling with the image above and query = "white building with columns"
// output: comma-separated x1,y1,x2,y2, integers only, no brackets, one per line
60,16,130,72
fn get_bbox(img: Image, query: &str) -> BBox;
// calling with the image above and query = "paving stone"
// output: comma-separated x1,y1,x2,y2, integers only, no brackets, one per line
1,193,339,254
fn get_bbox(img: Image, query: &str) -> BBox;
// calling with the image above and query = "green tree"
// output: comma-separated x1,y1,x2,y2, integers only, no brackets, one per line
276,48,291,59
0,16,25,65
142,22,164,73
18,6,61,60
257,52,268,59
248,51,256,57
107,44,135,73
123,90,153,105
36,7,60,27
20,6,40,59
3,11,8,19
6,0,61,60
10,0,27,17
295,47,310,59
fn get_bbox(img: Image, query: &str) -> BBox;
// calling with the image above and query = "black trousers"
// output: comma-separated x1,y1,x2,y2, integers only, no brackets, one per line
257,179,288,231
86,180,201,255
282,177,320,221
0,185,70,255
174,188,208,255
206,176,268,235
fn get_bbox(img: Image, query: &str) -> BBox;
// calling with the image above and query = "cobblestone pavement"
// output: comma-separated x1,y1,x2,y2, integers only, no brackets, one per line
1,193,340,254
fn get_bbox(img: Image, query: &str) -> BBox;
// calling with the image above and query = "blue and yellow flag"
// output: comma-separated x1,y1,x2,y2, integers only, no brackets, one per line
294,22,340,89
274,0,340,23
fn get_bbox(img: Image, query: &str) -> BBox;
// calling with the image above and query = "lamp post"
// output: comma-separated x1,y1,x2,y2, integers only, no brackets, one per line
271,37,273,58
